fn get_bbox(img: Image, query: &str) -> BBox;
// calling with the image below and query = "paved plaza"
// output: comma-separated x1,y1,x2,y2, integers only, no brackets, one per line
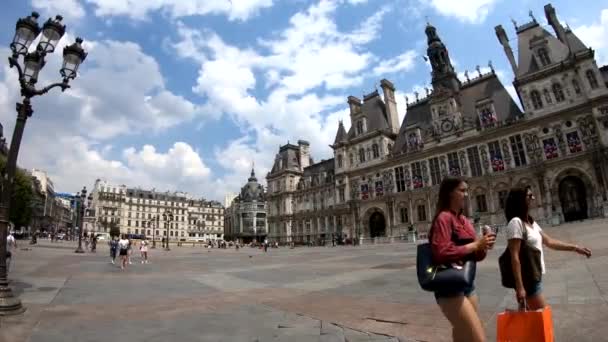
1,219,608,342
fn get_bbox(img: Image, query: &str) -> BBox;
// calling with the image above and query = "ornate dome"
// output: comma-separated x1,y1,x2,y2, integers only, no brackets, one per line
240,168,265,202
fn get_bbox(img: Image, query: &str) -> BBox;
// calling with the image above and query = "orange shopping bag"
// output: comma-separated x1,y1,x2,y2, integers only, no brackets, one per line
496,305,554,342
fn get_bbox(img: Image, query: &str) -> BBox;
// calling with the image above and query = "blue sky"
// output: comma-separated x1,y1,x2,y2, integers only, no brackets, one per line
0,0,607,201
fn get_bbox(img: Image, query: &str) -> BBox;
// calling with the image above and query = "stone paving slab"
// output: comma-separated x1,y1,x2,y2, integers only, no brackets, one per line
1,219,608,341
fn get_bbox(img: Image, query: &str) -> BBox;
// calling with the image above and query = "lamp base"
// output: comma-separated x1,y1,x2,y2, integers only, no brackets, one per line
74,247,85,253
0,286,25,316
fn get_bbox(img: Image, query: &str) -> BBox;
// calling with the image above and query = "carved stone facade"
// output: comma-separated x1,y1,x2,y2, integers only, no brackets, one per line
265,5,608,244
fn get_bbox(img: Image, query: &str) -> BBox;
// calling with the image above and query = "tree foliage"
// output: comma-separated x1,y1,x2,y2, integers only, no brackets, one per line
0,156,34,229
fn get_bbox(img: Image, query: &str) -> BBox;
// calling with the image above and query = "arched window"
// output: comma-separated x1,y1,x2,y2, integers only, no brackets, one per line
358,148,365,163
543,89,553,104
537,48,551,66
530,90,543,110
337,155,343,168
586,69,599,89
572,79,581,95
372,144,379,158
356,120,364,135
552,83,565,102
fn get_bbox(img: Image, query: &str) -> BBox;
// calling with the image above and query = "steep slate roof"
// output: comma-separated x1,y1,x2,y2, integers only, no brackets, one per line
333,121,347,144
515,21,570,78
302,158,335,186
269,143,301,174
346,91,390,139
565,28,588,53
392,73,522,154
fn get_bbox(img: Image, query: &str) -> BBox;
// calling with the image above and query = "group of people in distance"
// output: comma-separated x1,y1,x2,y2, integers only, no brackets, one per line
108,235,149,270
429,176,592,342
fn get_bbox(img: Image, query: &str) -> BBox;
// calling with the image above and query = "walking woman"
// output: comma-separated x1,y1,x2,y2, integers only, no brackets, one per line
118,234,129,270
430,177,496,342
504,187,591,310
140,238,149,264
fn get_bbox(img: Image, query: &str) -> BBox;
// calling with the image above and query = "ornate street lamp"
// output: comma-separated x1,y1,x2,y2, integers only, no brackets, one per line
0,12,86,316
162,210,173,251
74,187,87,253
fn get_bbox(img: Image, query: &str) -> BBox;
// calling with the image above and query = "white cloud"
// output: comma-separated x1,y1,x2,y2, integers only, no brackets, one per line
0,37,215,195
425,0,499,24
346,0,367,4
574,9,608,65
373,50,417,76
31,0,86,21
85,0,273,21
168,0,393,197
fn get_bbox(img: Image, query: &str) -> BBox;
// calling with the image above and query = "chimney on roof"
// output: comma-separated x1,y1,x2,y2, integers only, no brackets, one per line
347,96,362,116
298,140,310,169
495,25,517,74
380,79,399,134
544,4,570,49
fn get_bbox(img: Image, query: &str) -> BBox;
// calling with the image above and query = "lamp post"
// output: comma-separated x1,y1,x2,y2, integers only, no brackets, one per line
151,214,159,248
162,210,173,251
74,187,86,253
0,12,86,315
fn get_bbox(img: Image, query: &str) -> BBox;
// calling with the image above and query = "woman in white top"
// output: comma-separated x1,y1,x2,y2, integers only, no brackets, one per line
118,235,130,270
140,238,149,264
504,187,591,310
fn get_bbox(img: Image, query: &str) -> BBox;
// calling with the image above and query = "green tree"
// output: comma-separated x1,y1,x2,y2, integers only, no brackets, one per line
0,156,34,229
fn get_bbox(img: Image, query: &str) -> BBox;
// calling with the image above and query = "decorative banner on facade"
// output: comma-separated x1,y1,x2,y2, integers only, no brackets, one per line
375,181,383,197
566,131,582,153
479,107,497,128
491,154,505,172
542,138,558,159
448,163,461,176
412,175,423,189
360,184,369,200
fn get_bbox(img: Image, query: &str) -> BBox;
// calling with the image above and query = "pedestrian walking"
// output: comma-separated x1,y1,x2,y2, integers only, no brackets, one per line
426,176,495,342
90,235,97,253
500,187,592,311
140,238,149,264
118,234,129,270
84,235,89,251
109,237,118,264
127,237,133,265
6,233,17,273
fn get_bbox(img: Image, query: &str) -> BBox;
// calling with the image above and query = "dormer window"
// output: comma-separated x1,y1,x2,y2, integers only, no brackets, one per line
586,69,599,89
552,83,565,102
356,120,365,135
477,103,497,128
337,155,343,168
358,148,365,163
530,90,543,110
537,48,551,67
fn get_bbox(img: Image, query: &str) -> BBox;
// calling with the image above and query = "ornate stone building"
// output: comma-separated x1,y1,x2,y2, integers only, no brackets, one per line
90,179,224,241
224,169,268,243
267,4,608,244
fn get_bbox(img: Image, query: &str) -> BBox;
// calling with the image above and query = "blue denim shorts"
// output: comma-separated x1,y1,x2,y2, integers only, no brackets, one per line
434,283,476,301
525,281,543,297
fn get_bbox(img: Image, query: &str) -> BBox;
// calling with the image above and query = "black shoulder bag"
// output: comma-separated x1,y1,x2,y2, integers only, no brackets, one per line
498,219,542,289
416,225,477,292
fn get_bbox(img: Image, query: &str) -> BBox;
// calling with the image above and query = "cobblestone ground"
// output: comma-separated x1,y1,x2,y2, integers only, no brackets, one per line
1,219,607,342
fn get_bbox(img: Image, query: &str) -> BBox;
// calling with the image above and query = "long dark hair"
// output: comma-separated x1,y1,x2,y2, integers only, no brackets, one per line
504,187,534,224
431,176,466,231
